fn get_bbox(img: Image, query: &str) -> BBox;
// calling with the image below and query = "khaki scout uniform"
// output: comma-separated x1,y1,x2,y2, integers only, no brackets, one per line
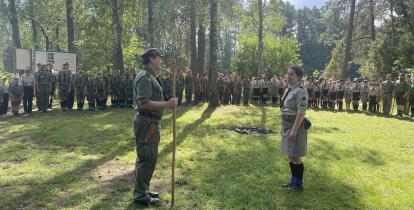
280,82,308,157
133,65,165,201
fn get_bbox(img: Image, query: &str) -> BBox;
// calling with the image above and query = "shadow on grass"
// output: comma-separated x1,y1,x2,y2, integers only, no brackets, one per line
171,134,367,209
310,139,387,167
157,106,216,159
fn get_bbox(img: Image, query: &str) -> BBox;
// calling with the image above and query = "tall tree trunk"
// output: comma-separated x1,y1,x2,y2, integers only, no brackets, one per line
110,0,124,72
342,0,356,77
40,25,49,51
29,0,38,49
208,0,219,107
190,1,198,73
147,0,155,47
56,26,60,51
8,0,21,48
390,0,395,42
197,19,206,74
66,0,75,52
257,0,264,77
369,0,376,41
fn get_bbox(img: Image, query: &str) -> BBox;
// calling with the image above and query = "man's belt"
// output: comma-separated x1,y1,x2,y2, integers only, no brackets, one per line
138,111,161,121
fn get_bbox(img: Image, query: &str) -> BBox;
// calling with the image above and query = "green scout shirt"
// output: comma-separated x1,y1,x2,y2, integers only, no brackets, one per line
394,80,409,94
382,80,394,94
75,74,87,91
133,66,164,118
58,71,71,87
37,71,52,86
9,84,23,98
408,83,414,95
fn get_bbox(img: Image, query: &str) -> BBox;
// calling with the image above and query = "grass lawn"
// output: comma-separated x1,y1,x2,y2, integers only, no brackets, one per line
0,104,413,209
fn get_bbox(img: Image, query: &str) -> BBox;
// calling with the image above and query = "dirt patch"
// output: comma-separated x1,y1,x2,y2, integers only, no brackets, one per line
93,159,133,183
226,127,274,135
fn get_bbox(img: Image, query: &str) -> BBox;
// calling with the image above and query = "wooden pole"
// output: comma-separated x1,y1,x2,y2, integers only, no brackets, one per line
171,58,177,207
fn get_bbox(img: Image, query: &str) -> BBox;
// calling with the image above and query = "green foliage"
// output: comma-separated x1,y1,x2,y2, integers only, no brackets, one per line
323,40,345,79
231,34,301,77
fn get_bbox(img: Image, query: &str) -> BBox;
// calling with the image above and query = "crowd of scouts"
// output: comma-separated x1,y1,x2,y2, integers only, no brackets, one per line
1,63,413,119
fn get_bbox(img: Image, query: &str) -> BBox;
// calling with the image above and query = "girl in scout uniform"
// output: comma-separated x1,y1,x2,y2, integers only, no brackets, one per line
280,65,309,192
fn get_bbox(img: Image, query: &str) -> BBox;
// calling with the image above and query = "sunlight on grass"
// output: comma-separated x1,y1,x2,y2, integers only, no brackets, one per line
0,105,413,209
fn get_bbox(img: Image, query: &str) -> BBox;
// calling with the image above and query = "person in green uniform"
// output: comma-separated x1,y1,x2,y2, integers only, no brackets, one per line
408,76,414,119
184,70,193,105
96,73,107,110
111,71,121,108
234,76,243,105
394,73,409,118
202,74,209,102
177,70,184,105
47,63,57,109
58,63,72,111
217,73,225,104
132,48,178,206
381,74,394,115
86,74,96,111
125,73,134,108
35,63,42,110
36,65,52,112
75,69,87,111
9,77,23,115
242,76,251,106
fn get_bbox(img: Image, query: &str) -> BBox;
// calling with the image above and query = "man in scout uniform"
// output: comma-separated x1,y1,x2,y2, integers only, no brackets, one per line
96,73,107,109
9,77,23,115
176,70,184,105
36,65,52,112
201,74,209,102
125,73,134,108
381,74,394,115
217,73,225,104
75,69,87,111
408,76,414,119
242,76,251,106
111,70,120,107
132,48,178,206
86,74,96,111
184,70,193,105
48,63,57,109
193,73,202,105
21,68,36,114
394,73,409,118
35,63,42,110
234,76,243,105
58,63,72,111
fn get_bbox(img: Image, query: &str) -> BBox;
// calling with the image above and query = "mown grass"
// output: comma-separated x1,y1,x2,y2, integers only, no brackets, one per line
0,104,413,209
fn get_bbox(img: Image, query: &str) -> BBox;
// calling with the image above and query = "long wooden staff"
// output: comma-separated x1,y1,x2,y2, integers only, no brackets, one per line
171,58,177,207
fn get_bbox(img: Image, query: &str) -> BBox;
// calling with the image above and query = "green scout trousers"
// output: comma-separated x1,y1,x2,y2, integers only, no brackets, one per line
382,94,392,114
133,114,160,200
38,85,50,110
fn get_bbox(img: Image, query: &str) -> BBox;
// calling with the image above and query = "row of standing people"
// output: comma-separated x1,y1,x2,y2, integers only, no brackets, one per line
0,62,137,116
